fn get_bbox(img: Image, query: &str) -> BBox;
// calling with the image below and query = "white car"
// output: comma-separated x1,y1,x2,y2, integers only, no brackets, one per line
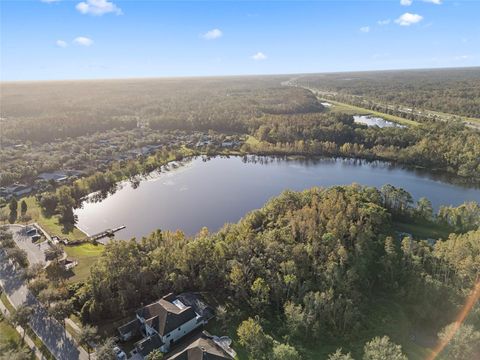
113,346,127,360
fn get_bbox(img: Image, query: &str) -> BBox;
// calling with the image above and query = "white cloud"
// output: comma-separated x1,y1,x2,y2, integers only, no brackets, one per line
400,0,413,6
454,55,471,60
377,19,391,25
76,0,122,16
251,52,267,61
423,0,442,4
395,13,423,26
73,36,93,46
360,26,370,33
201,28,223,40
56,40,68,48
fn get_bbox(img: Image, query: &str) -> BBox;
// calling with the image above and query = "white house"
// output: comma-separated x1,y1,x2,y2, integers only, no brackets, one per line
117,293,214,359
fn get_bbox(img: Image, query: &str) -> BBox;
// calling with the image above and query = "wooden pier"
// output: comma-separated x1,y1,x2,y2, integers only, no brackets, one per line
89,226,126,242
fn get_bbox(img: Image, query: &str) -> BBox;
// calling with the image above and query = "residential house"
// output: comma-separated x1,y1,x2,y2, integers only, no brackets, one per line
165,331,236,360
118,293,214,358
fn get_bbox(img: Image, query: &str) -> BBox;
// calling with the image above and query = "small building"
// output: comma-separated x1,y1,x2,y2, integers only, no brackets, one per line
59,258,78,271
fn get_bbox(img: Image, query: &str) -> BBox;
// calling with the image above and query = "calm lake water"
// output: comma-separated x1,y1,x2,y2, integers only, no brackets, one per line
75,156,480,239
353,115,406,128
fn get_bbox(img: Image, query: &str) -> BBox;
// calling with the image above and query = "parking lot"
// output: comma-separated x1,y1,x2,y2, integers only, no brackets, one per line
9,225,52,265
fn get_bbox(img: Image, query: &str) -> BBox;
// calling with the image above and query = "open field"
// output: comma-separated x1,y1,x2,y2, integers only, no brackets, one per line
64,243,104,283
22,196,87,241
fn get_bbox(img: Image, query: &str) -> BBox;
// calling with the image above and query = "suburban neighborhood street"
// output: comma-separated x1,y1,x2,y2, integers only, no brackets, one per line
1,225,89,360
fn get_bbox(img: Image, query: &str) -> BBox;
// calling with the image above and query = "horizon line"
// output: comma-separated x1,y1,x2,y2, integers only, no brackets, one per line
1,65,479,84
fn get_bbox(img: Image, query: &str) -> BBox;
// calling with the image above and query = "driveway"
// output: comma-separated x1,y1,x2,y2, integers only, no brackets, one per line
1,227,89,360
10,224,51,265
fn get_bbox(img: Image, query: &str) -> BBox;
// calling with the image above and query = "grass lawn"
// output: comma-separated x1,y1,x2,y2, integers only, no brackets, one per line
393,219,452,240
1,291,16,314
0,316,34,358
25,327,55,360
0,316,22,346
22,196,86,241
64,243,104,283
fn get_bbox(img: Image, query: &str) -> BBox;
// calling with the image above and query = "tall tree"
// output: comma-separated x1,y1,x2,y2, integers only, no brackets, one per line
48,300,73,326
363,336,407,360
78,324,98,360
272,343,301,360
8,198,18,223
20,200,27,217
94,338,116,360
328,349,354,360
10,305,33,343
437,322,480,360
237,317,273,360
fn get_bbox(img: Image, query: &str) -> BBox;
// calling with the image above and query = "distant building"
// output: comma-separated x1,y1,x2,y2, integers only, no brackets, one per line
37,172,68,183
0,184,32,199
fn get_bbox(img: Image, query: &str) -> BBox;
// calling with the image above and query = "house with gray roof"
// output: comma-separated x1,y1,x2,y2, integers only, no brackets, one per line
166,331,236,360
119,293,214,358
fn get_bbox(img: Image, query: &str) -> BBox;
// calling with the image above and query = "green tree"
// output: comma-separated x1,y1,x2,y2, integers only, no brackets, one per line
20,200,27,217
328,349,354,360
363,336,407,360
272,343,301,360
145,349,164,360
78,324,98,360
250,277,270,311
6,248,28,268
284,301,305,338
438,322,480,360
416,197,433,220
48,300,73,326
94,338,116,360
10,305,33,343
8,198,18,223
22,263,44,281
27,278,49,296
237,317,273,360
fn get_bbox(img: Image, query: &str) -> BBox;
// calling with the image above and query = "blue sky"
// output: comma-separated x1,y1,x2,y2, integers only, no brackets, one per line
1,0,479,81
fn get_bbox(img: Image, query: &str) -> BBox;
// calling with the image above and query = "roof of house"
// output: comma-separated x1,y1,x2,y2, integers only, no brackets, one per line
166,331,235,360
118,318,141,337
136,293,198,336
135,334,164,357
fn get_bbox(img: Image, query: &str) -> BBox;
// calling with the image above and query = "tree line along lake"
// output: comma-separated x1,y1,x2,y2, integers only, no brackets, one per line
74,156,480,240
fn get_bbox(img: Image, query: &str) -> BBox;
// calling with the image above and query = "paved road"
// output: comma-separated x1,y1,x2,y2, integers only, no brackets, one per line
1,228,89,360
10,225,51,265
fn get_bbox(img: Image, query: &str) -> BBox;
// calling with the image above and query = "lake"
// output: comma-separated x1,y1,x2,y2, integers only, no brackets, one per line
353,115,406,128
75,156,480,239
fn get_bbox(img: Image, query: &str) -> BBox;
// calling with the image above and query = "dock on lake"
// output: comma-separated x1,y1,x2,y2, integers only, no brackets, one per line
89,226,126,242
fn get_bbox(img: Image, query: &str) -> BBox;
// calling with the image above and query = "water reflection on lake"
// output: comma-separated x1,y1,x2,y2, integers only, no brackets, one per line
75,156,480,239
354,115,405,128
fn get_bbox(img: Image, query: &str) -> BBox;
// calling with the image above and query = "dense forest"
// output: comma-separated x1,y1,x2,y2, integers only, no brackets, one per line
0,76,315,143
63,184,479,359
293,67,480,118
